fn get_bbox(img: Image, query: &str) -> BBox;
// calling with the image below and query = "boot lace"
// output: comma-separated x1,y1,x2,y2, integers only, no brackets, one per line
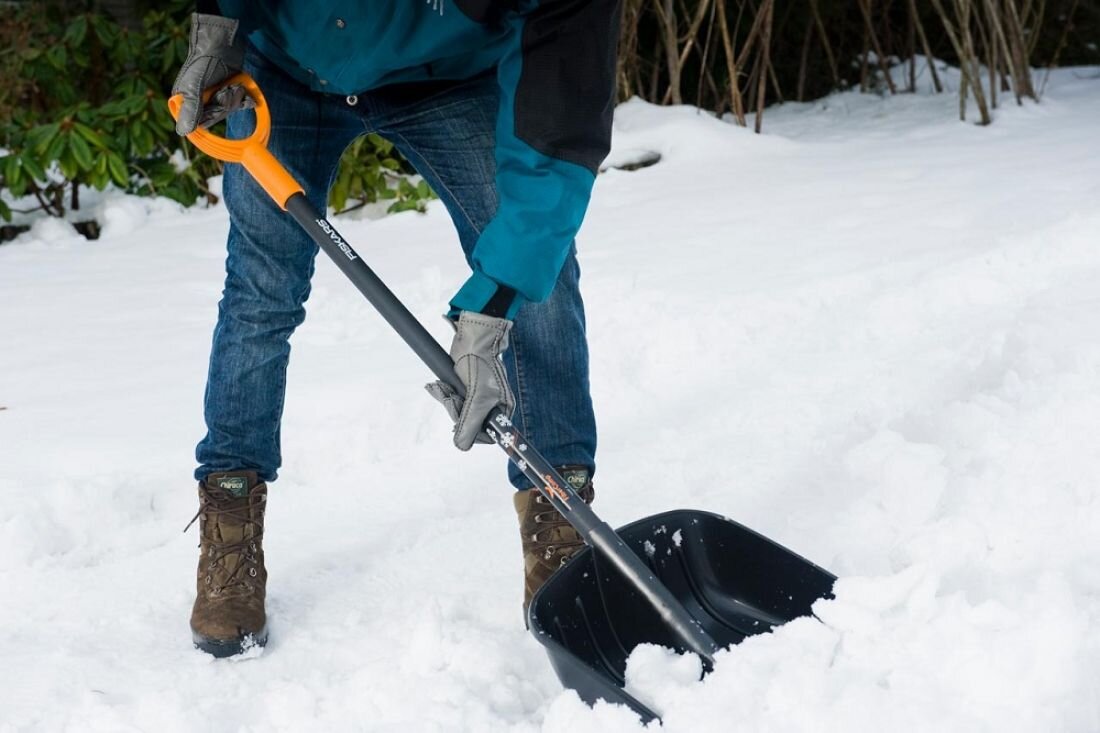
184,485,263,595
530,486,593,567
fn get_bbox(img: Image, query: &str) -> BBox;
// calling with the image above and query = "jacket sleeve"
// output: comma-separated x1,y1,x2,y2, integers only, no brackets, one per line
448,0,622,320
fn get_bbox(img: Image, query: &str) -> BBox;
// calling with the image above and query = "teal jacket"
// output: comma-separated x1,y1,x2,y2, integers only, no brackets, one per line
215,0,621,319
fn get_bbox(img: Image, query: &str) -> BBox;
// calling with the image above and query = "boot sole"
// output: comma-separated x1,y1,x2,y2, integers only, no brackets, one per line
192,625,268,658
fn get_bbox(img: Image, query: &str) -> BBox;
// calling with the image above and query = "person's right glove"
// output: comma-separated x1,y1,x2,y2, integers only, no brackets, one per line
425,311,516,451
171,13,254,136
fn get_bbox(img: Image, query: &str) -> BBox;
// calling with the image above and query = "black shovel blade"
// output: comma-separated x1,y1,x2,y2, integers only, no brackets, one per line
527,510,836,722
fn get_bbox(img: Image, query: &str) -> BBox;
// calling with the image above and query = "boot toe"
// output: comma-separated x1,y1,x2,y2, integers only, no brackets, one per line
191,620,268,657
191,597,268,657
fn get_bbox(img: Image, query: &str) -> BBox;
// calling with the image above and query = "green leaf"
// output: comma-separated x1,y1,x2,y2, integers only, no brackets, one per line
388,199,424,214
133,124,155,155
91,14,118,46
151,164,177,188
20,153,47,182
29,124,61,155
107,155,129,187
8,177,28,198
69,134,95,171
46,45,67,70
0,199,11,223
368,134,393,155
6,158,28,197
98,100,126,117
64,16,88,48
73,123,108,149
3,155,21,186
45,133,67,163
58,151,79,180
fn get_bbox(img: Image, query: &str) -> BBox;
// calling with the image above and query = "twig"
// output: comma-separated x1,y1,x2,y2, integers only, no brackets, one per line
907,0,917,91
977,0,998,108
909,0,944,92
716,0,747,126
696,0,719,108
654,0,682,104
808,0,840,89
931,0,992,123
754,0,774,133
858,0,899,93
1038,0,1081,98
676,0,713,68
1002,0,1037,100
797,17,813,101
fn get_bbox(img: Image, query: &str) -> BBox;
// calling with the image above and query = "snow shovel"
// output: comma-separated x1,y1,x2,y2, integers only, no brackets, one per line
169,74,836,722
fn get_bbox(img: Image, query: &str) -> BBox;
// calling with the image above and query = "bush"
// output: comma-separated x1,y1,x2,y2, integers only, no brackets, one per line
329,134,435,216
0,5,216,227
0,4,434,234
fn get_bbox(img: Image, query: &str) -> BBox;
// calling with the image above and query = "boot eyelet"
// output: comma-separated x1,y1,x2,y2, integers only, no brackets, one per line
205,575,212,585
249,567,257,577
250,543,257,552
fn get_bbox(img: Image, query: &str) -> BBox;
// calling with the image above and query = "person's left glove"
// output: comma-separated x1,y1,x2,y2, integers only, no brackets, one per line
171,13,254,136
426,311,516,451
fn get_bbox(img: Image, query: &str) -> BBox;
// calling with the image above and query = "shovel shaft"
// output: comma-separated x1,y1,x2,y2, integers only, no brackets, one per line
285,193,718,664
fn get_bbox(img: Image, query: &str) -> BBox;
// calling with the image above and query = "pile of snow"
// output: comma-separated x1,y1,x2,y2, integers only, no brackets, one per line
2,67,1099,731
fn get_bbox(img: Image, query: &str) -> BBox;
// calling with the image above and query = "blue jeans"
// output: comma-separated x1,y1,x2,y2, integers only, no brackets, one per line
195,46,597,490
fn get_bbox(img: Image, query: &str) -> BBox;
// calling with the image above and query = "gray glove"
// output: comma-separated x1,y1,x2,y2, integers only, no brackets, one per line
426,311,516,451
171,13,253,136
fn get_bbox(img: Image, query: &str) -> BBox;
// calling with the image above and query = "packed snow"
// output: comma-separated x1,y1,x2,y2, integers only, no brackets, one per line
2,65,1099,731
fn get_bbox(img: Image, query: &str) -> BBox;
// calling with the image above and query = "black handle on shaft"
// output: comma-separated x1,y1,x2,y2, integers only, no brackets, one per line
285,193,719,664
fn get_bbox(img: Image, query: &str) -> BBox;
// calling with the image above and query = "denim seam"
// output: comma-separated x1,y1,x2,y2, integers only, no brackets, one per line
387,129,482,245
510,323,531,447
267,335,290,481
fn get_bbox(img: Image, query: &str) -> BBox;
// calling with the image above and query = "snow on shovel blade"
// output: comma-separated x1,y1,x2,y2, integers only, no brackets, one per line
528,510,836,722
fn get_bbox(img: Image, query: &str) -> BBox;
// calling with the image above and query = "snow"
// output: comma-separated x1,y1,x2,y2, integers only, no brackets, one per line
3,66,1100,731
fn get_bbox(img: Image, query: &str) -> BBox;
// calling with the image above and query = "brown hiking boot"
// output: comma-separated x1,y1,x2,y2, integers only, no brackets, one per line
186,470,268,657
514,466,595,615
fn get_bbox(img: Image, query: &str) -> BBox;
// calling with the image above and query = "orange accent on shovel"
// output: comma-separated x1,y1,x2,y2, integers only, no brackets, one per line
167,72,304,210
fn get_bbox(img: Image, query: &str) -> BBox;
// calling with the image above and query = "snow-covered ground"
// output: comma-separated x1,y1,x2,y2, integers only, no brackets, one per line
2,66,1099,731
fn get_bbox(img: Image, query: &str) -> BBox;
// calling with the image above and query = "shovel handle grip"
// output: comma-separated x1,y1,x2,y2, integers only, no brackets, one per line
167,72,304,210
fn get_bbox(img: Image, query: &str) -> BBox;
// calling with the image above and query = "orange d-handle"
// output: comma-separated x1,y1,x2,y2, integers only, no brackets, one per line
167,72,304,210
